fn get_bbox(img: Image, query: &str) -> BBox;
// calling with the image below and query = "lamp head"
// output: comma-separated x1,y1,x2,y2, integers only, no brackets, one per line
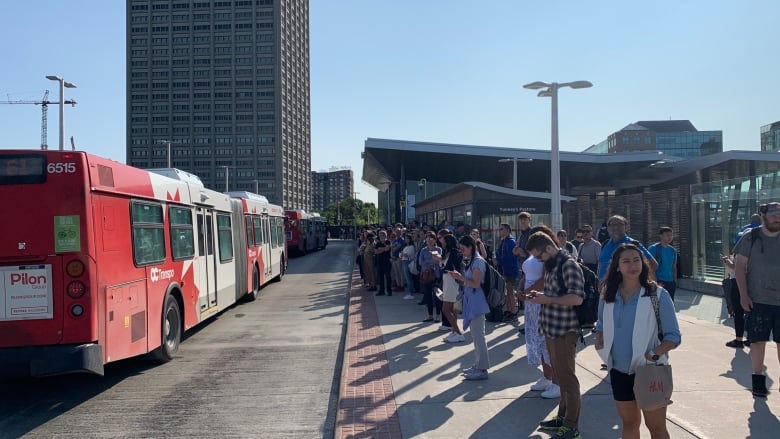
523,81,550,90
46,75,61,81
565,80,593,89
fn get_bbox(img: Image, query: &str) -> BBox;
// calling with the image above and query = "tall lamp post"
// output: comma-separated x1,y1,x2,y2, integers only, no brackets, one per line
220,165,231,191
523,80,592,231
352,191,360,238
157,140,176,168
45,75,77,151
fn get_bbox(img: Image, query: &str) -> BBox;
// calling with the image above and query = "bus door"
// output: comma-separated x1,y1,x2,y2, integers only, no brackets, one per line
263,215,273,276
195,209,218,312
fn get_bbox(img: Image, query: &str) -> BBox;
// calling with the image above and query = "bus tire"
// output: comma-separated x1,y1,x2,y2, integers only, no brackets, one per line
152,293,182,362
247,265,260,301
274,256,285,283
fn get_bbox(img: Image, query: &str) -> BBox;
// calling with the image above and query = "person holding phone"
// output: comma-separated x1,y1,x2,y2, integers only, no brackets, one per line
449,235,491,380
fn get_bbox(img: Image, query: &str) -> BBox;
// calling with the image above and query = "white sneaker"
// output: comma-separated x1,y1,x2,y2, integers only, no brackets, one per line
438,325,450,332
530,377,552,391
541,383,561,399
444,332,465,343
403,294,414,300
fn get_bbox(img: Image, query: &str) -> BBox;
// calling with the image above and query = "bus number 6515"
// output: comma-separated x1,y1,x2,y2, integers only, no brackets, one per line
47,163,76,173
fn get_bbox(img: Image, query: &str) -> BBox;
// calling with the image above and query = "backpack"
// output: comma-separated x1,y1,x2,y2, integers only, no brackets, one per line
480,261,506,322
555,255,599,328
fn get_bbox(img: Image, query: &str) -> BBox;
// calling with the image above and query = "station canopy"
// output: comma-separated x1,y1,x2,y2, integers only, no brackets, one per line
362,138,684,196
362,138,780,196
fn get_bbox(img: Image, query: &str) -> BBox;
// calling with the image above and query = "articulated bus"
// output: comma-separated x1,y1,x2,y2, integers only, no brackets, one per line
0,150,286,377
284,210,328,255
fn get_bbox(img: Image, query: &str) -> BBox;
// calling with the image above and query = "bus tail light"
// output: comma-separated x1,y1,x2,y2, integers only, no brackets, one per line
67,281,86,298
66,260,85,277
70,304,84,317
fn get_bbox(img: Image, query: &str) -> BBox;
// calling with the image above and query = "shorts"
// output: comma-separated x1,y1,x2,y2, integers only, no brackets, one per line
746,302,780,343
609,368,636,402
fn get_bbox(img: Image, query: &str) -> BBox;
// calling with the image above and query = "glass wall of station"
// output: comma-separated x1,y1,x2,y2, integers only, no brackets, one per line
690,170,780,282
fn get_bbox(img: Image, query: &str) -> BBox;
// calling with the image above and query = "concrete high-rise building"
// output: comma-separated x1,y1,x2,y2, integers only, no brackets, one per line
311,168,354,212
126,0,311,209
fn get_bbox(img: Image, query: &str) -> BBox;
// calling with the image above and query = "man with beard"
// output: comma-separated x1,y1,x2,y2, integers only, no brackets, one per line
597,215,657,282
734,202,780,397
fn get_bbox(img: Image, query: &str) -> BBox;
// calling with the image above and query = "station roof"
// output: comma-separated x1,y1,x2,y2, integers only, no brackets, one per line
361,138,780,197
362,138,684,196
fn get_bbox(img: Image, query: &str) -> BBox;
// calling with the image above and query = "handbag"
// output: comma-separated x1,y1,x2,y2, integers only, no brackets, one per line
634,291,673,410
453,291,464,314
633,364,673,410
408,260,419,275
441,272,460,302
722,278,736,316
421,267,436,284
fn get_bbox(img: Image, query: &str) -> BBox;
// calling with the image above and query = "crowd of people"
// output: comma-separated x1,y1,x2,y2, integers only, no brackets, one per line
353,202,780,438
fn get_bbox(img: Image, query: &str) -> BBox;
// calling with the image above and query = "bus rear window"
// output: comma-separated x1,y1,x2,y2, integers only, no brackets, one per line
0,155,46,184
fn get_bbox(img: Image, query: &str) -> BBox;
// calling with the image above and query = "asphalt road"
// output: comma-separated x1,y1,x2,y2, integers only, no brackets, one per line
0,240,354,439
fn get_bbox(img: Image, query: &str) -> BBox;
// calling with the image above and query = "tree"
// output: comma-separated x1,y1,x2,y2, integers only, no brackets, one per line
320,197,377,226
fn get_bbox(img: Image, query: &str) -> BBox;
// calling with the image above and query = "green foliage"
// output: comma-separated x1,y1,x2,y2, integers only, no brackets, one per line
321,197,377,226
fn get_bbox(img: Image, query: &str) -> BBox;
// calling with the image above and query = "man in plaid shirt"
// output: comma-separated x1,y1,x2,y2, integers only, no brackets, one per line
525,231,585,439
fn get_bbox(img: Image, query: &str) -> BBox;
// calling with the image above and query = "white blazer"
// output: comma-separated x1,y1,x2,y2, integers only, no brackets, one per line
596,287,668,375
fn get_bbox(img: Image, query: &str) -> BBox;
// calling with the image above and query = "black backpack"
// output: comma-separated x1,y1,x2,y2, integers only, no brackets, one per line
555,256,599,328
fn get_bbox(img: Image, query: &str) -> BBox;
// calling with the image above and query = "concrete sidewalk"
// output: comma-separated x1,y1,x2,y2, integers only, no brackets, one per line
337,269,780,438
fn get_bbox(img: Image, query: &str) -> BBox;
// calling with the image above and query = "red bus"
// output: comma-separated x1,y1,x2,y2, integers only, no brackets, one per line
0,150,286,377
226,191,287,299
284,210,328,255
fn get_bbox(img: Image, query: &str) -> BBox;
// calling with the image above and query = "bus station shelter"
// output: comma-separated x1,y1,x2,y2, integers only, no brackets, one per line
361,137,780,289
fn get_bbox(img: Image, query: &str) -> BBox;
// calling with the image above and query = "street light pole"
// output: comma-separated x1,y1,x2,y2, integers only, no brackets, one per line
46,75,77,151
220,165,230,191
157,140,174,168
352,191,360,239
523,80,592,232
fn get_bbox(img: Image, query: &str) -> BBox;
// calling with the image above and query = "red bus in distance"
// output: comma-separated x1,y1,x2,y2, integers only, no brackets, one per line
284,210,327,255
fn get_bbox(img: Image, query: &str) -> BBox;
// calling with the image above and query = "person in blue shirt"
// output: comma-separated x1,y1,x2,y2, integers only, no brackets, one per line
494,223,520,319
449,235,491,380
595,243,681,439
597,215,657,282
647,226,678,300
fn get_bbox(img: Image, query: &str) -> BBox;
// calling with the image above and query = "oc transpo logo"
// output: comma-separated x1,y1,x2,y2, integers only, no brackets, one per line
150,267,175,283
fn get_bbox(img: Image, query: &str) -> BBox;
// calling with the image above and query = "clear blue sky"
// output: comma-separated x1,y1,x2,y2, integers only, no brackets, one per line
2,1,778,205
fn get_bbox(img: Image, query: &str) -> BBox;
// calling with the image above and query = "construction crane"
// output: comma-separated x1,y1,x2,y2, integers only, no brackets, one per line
1,90,77,150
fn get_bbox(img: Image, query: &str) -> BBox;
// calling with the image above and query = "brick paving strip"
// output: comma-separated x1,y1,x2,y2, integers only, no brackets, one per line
336,269,403,439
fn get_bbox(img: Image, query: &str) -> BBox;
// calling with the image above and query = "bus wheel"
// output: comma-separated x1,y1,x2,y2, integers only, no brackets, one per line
153,294,182,362
274,256,285,283
247,266,260,301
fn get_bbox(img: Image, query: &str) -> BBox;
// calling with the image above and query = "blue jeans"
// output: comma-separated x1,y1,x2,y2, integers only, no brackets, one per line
402,260,416,294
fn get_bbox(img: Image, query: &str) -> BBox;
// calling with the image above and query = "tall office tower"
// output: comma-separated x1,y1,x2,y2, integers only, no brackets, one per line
126,0,311,209
311,168,354,212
